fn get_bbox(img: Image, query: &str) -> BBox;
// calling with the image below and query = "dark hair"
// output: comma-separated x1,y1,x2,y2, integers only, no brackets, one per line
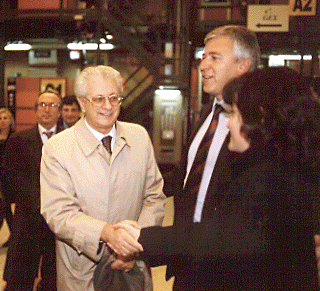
224,67,320,166
62,95,81,111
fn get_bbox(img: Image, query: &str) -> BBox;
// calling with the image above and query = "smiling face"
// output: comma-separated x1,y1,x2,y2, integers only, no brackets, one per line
78,75,120,135
61,103,81,127
227,104,250,153
200,35,250,101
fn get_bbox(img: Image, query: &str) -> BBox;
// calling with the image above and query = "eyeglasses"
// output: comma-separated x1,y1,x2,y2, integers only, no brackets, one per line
84,94,123,107
38,102,60,109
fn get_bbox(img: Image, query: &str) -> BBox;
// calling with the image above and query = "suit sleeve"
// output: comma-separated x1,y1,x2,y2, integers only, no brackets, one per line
40,141,106,261
138,212,268,267
138,165,270,266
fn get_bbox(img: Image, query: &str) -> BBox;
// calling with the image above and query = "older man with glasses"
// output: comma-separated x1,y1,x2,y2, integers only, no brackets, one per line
3,90,63,291
40,65,166,291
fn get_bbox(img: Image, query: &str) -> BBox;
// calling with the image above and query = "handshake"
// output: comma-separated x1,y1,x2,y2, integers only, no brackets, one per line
101,220,144,258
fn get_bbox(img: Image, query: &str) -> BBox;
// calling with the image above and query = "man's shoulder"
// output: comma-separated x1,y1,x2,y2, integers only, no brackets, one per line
49,126,75,145
117,120,145,130
117,121,151,148
43,128,77,160
9,125,38,141
117,121,148,136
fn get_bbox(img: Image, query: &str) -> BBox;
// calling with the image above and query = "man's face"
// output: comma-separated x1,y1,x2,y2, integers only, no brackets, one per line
61,103,80,127
36,92,61,130
200,35,249,101
78,76,121,135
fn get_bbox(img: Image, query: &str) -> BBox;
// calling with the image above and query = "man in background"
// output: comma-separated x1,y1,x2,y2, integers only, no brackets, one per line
3,90,63,290
40,65,166,290
60,95,81,128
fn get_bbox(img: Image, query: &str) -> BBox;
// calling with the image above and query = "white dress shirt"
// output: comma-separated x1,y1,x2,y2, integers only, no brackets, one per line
84,118,116,152
38,123,57,144
184,100,230,222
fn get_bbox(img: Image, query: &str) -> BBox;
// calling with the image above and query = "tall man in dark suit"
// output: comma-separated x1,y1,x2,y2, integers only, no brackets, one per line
3,90,63,291
165,25,261,289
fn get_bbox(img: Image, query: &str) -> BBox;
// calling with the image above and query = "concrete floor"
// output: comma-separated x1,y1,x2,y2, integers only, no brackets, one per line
0,197,175,291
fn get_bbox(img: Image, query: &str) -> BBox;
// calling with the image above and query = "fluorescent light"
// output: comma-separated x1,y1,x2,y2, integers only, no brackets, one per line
99,43,115,50
67,42,98,50
5,43,32,51
269,54,312,66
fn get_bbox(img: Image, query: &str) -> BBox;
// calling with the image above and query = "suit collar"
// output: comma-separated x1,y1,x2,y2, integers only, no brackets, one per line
114,121,131,147
74,117,101,156
73,118,131,157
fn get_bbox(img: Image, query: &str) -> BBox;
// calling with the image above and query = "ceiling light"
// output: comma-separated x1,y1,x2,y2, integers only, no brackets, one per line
99,43,115,50
269,54,312,66
67,42,98,50
5,43,32,51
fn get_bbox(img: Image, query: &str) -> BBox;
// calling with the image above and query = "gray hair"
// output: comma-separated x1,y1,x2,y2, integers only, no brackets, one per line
204,25,261,72
74,65,123,98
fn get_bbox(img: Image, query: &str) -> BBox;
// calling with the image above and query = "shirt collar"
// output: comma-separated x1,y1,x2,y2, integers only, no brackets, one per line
84,117,117,142
38,123,57,135
212,98,231,113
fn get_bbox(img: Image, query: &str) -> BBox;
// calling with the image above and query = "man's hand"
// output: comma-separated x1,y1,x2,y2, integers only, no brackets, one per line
113,220,141,241
111,255,135,272
100,224,143,257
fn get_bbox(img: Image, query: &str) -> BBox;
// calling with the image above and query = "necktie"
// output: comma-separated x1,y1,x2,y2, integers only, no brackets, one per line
102,136,112,154
183,104,224,218
44,131,53,139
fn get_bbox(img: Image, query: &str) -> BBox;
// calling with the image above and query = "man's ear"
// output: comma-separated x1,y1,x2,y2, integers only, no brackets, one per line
237,58,252,76
77,96,86,113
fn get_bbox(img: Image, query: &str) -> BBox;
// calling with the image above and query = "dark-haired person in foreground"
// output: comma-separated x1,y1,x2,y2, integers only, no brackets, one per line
113,67,320,290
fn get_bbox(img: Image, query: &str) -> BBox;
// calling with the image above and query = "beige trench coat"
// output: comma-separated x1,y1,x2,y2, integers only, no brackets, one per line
40,118,166,291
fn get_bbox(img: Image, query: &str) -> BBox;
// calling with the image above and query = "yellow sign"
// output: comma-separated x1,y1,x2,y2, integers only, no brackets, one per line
289,0,316,15
247,5,289,32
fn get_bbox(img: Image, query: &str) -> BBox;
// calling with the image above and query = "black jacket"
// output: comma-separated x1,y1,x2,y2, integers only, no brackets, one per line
140,147,320,290
3,124,63,284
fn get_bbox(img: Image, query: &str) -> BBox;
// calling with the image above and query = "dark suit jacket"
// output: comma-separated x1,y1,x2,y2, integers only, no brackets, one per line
164,102,237,282
3,124,62,283
169,102,235,223
140,147,320,290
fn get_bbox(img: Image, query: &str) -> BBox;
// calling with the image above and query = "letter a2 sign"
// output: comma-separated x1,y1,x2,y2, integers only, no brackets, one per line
289,0,316,15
